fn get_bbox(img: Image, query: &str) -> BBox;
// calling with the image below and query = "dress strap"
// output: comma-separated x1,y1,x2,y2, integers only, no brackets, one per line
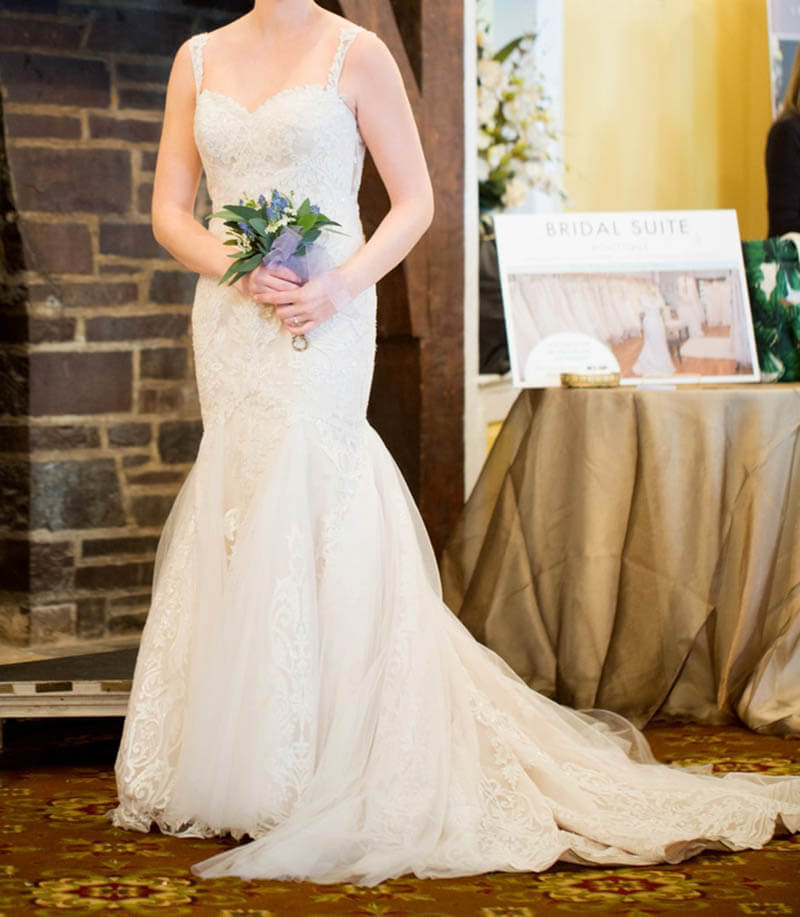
189,33,209,97
326,25,361,91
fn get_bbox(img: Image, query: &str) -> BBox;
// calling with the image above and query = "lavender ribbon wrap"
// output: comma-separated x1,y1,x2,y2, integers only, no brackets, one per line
262,226,334,283
261,226,357,316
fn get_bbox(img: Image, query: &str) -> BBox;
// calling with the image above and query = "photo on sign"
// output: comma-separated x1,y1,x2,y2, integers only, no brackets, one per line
504,268,756,385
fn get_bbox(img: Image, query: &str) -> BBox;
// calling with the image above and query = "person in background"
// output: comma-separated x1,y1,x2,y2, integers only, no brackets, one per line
766,44,800,237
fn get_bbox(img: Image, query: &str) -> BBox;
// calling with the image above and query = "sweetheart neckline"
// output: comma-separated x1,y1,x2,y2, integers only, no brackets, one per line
198,84,357,123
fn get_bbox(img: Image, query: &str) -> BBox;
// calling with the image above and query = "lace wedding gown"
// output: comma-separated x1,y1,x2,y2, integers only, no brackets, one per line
112,25,800,885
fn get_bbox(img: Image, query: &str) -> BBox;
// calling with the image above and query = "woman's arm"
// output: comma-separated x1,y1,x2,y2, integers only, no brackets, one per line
152,41,299,297
258,32,434,332
338,31,434,295
151,42,227,278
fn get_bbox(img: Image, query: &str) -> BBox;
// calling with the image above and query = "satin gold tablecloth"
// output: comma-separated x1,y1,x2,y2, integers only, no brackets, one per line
442,385,800,734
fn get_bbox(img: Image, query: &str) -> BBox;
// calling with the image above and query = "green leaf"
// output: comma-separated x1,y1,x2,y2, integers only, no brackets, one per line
493,33,533,64
237,251,265,272
217,204,262,219
209,209,240,221
219,262,243,286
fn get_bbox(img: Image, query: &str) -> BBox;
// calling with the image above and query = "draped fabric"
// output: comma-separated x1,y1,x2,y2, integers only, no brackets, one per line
442,386,800,736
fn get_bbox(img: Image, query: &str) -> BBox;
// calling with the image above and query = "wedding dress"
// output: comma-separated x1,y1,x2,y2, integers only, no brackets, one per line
112,24,800,885
633,297,676,376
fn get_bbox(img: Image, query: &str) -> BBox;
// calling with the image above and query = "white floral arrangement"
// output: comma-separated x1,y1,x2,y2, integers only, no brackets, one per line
477,25,564,224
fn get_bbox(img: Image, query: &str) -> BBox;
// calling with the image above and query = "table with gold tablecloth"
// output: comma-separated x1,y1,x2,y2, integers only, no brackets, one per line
442,385,800,734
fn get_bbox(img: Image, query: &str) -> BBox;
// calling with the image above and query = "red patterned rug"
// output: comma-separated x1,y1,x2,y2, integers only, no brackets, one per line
1,717,798,916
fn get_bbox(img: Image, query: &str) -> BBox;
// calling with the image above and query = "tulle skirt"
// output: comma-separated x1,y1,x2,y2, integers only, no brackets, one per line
112,414,800,885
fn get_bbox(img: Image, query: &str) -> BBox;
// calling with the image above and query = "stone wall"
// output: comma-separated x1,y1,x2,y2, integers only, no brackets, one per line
0,0,250,650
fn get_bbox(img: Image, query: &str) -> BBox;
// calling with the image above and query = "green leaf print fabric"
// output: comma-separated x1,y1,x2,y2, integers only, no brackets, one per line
742,236,800,381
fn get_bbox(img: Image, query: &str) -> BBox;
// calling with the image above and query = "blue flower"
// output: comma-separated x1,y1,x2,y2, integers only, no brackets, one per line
237,221,255,236
257,194,267,207
265,207,278,222
271,189,290,213
310,204,320,214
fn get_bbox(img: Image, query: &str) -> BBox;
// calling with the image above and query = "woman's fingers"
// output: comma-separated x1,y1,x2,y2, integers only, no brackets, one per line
288,318,316,335
266,265,303,285
247,265,302,299
250,275,301,305
256,276,300,294
271,288,304,307
276,301,335,332
251,274,335,331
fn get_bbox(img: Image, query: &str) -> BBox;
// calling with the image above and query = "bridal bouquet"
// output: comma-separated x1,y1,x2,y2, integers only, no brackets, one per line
211,190,342,287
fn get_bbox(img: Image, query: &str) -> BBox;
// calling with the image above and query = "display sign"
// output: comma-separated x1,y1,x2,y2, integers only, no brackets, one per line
494,210,760,388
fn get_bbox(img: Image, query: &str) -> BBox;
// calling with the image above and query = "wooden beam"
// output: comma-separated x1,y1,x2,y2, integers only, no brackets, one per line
340,0,429,338
343,0,465,548
418,0,464,549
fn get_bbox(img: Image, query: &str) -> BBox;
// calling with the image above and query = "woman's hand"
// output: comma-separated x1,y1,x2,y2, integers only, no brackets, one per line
240,266,338,336
238,264,302,304
271,274,337,336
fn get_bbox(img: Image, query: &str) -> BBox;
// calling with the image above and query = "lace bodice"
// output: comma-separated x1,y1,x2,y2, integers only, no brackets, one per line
190,27,366,259
184,25,377,435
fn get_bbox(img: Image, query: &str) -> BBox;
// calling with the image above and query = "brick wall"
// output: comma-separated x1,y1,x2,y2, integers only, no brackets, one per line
0,0,252,650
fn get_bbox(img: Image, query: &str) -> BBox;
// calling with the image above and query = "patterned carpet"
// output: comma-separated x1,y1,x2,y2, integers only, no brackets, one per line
0,717,798,916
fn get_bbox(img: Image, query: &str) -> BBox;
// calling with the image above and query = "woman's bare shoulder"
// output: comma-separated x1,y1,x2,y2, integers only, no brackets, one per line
319,8,359,32
171,16,240,66
203,14,249,40
188,14,251,57
346,28,398,79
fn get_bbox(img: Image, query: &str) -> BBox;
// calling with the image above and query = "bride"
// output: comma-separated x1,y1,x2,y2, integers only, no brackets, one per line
112,0,800,885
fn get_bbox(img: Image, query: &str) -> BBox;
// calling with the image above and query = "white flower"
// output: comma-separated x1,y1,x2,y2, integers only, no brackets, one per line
502,97,524,122
476,28,567,205
477,90,498,126
518,92,540,121
502,177,529,209
478,58,505,91
487,144,505,169
526,125,551,156
525,161,545,182
268,212,290,231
